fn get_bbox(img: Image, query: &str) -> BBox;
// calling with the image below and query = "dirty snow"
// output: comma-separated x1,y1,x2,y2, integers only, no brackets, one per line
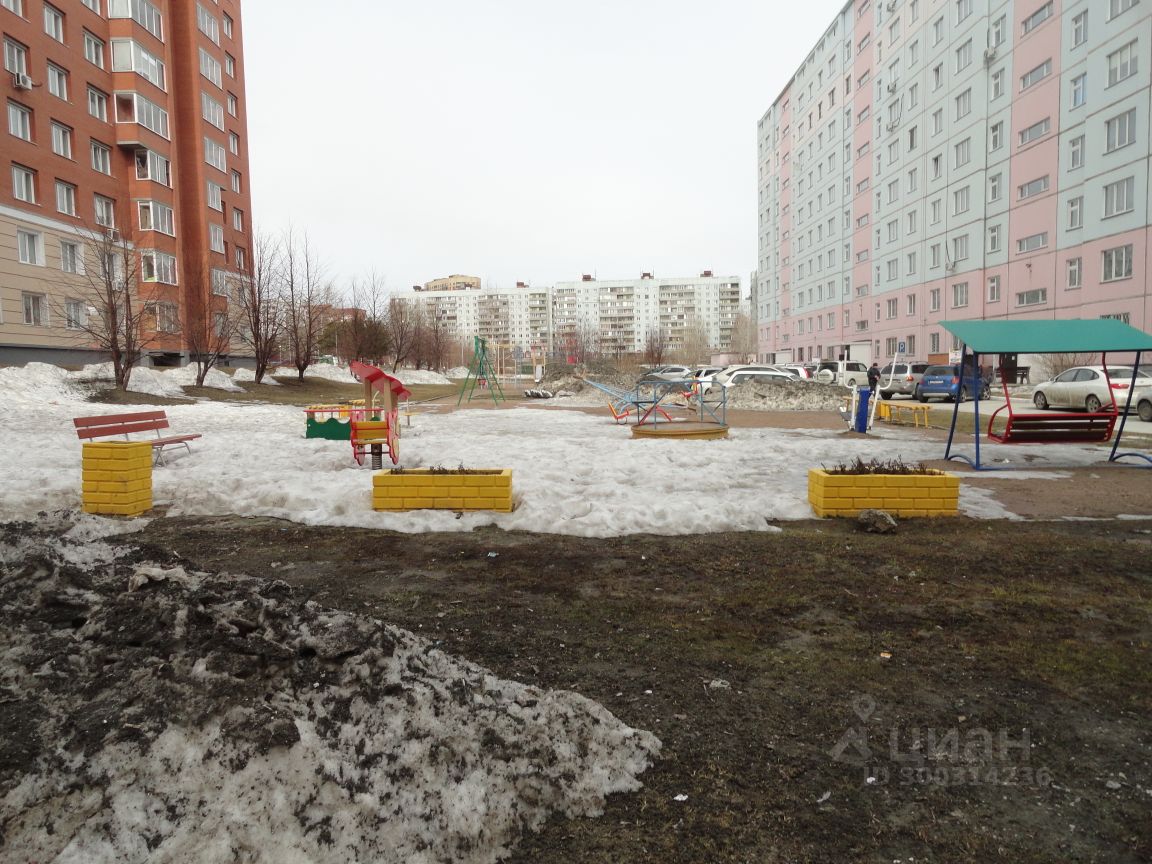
0,363,1142,535
162,365,245,392
0,524,660,864
230,366,280,385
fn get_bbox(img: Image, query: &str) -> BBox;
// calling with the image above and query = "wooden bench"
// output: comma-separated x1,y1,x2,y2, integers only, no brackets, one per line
74,410,202,465
986,405,1116,444
876,401,932,428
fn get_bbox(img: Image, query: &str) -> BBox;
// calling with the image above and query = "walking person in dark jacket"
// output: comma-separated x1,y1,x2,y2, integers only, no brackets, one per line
867,363,881,393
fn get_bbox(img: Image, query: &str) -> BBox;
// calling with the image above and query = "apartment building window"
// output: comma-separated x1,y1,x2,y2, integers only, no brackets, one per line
1069,135,1084,169
956,0,972,22
11,163,35,202
227,92,237,116
83,31,104,68
94,193,115,227
22,292,47,325
992,14,1006,46
1,0,23,14
206,180,223,210
932,63,943,91
929,331,940,354
115,92,169,138
196,3,220,44
953,186,970,214
1067,257,1082,289
991,69,1004,99
60,240,82,274
930,287,941,311
224,53,234,77
952,282,969,308
228,131,239,155
234,246,246,269
1068,196,1083,229
47,63,68,100
906,209,917,233
204,137,226,171
208,222,225,253
954,88,971,120
1108,41,1138,87
232,207,243,231
1019,117,1050,146
135,148,170,186
1103,244,1134,281
230,170,242,193
50,122,72,158
932,16,943,45
887,260,899,282
1104,176,1135,217
137,200,174,235
65,298,85,329
111,39,166,89
988,275,1001,301
7,101,30,140
889,18,901,42
201,91,224,129
1017,232,1048,253
908,42,919,68
1105,109,1136,152
87,87,108,121
199,48,222,87
988,224,1001,252
44,4,64,41
1018,175,1049,199
223,12,233,38
906,252,917,275
90,140,111,174
109,0,164,40
55,180,76,215
952,235,969,262
989,173,1001,201
81,0,99,12
887,179,900,203
931,198,942,223
3,37,26,75
1021,60,1051,91
17,228,43,265
1072,11,1087,46
1070,74,1086,108
931,245,941,269
1016,288,1047,307
1110,0,1139,19
989,121,1003,151
955,39,972,72
1022,2,1053,34
931,154,941,179
210,268,228,296
885,336,899,356
141,250,177,283
954,137,970,168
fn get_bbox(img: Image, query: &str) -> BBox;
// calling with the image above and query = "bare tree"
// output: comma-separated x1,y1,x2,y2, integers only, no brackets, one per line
677,320,711,365
643,328,668,365
53,227,155,390
1037,352,1099,380
182,257,242,386
728,312,757,362
384,297,419,372
281,230,332,381
332,273,389,364
234,230,284,384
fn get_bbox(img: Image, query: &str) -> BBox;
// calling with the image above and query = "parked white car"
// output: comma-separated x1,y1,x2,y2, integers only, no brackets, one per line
1031,365,1152,413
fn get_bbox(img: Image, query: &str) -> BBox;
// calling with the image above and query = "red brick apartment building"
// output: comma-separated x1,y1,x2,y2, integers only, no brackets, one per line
1,0,253,366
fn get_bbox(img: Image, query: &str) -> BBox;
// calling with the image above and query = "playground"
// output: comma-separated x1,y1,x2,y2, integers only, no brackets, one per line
1,352,1151,864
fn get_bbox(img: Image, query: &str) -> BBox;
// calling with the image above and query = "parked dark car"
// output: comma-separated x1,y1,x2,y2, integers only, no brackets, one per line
916,364,990,402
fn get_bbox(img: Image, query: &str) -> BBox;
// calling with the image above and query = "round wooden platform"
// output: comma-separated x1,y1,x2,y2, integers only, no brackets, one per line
631,421,730,440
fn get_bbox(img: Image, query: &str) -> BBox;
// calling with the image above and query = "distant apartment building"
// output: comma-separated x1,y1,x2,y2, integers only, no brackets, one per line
754,0,1151,365
416,274,481,292
1,0,253,365
402,272,744,359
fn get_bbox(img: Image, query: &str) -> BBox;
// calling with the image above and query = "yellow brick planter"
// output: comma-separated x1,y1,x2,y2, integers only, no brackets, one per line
372,469,513,512
808,468,958,518
82,441,153,516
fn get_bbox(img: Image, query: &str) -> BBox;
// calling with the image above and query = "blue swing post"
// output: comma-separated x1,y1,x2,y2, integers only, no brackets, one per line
1109,349,1152,466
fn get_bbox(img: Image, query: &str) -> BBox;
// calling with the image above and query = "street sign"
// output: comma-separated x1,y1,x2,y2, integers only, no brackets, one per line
897,341,906,354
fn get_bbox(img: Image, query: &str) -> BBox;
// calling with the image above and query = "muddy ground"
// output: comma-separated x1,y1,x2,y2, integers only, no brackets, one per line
138,515,1152,864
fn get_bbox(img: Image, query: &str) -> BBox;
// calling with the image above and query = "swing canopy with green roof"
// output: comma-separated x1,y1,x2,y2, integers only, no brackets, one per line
938,318,1152,469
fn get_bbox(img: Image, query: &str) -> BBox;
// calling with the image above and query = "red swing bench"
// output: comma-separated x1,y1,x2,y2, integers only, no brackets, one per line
986,401,1118,444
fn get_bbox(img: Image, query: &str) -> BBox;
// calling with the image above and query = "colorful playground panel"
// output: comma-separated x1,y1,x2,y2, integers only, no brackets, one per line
304,402,377,440
372,469,513,512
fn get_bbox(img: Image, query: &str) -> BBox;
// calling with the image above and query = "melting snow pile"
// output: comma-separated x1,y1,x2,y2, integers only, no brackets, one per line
0,363,90,407
162,365,245,392
0,520,660,864
230,367,280,385
272,364,358,384
393,368,453,385
724,379,851,411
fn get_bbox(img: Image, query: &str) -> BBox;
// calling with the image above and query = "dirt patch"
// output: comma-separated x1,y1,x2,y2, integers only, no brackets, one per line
131,515,1152,864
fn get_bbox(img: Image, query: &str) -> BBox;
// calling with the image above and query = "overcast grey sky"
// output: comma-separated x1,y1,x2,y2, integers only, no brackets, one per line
244,1,841,294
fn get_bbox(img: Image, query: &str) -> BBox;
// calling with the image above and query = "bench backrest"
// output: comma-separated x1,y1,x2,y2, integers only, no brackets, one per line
350,419,390,443
74,410,170,440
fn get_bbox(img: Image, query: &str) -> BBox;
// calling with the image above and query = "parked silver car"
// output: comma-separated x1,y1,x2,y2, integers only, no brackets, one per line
877,362,931,399
1031,366,1152,413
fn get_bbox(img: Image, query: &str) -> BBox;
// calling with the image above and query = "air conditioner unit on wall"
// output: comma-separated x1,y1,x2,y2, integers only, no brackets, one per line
887,81,898,93
12,72,32,90
983,47,998,63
